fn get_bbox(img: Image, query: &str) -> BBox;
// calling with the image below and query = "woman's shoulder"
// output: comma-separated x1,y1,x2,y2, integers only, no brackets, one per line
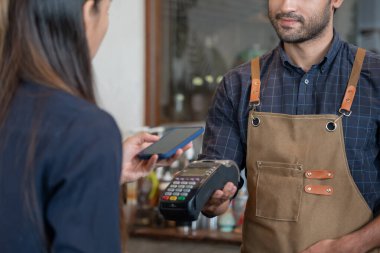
16,81,121,139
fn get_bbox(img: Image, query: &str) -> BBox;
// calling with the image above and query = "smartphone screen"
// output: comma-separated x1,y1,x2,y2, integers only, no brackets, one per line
138,127,204,160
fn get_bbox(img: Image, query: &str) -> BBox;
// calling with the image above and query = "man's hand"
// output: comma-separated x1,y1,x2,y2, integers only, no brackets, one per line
120,132,192,184
202,182,237,217
300,211,380,253
300,235,365,253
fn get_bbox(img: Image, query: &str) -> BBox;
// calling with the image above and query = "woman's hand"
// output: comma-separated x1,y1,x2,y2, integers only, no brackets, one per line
120,132,192,184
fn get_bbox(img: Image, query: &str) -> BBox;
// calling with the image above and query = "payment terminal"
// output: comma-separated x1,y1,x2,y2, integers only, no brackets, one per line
159,160,240,221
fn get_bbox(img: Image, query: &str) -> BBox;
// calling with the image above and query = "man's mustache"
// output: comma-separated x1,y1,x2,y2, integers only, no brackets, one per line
275,12,305,23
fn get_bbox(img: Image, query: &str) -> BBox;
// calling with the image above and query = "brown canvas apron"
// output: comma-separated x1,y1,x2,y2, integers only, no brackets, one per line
242,48,379,253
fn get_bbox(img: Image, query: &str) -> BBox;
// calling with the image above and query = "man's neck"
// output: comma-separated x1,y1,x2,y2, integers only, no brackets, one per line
283,26,334,72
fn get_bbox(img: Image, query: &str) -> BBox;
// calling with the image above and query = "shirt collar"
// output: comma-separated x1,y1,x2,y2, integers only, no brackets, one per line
278,30,343,73
321,30,343,72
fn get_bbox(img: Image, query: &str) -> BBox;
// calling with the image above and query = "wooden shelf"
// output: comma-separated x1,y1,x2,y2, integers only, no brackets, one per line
130,227,242,245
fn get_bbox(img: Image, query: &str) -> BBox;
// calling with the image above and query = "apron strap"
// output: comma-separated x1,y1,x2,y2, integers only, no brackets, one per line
339,48,366,115
250,57,261,105
249,48,366,113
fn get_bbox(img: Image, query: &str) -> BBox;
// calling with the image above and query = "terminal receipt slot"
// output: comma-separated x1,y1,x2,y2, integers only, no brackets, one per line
159,160,240,221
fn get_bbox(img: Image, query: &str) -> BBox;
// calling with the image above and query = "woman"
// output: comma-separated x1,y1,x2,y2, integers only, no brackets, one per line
0,0,188,252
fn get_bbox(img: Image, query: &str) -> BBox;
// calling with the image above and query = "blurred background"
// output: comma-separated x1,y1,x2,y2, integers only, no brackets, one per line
92,0,378,252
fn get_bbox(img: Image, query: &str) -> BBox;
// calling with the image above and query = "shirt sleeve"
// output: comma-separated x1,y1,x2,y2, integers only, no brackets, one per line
45,109,122,253
199,76,246,190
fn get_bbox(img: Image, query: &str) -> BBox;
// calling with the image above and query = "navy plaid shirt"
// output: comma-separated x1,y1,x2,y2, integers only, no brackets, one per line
199,32,380,214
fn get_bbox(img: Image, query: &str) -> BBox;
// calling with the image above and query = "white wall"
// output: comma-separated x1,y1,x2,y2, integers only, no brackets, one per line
93,0,145,136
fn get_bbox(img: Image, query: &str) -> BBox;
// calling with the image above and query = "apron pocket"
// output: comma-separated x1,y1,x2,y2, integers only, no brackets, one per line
256,161,303,221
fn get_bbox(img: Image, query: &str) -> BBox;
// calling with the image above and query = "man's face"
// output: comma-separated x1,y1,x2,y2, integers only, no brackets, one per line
268,0,333,43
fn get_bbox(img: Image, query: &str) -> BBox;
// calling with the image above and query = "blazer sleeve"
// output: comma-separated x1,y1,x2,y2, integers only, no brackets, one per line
45,109,122,253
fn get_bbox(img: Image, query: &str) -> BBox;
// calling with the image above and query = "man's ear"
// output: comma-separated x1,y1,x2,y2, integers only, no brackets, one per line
331,0,344,10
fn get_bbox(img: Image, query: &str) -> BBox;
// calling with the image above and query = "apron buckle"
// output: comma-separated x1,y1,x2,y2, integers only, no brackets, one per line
249,101,260,112
338,108,352,117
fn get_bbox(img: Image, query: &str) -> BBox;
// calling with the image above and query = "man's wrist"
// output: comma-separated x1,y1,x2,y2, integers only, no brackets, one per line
339,232,369,253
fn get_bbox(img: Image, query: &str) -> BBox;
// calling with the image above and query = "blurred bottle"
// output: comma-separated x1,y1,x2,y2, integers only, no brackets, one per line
134,171,159,226
158,169,172,193
232,185,247,228
218,203,236,233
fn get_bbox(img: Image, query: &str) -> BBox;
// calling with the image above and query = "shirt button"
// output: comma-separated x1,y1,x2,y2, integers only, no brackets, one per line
304,79,310,85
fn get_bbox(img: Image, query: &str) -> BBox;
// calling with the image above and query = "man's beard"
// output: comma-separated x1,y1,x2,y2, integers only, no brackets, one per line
268,2,331,43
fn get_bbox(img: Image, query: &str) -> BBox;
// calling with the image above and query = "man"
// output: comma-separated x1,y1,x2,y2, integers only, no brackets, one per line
200,0,380,252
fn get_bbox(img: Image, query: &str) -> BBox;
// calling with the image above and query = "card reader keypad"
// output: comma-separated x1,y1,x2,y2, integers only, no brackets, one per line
161,177,200,201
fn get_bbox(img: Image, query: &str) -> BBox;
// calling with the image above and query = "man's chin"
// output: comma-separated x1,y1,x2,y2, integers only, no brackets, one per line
277,30,307,44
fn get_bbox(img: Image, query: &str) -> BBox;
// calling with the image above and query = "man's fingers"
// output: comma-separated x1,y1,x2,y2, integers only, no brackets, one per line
222,182,237,198
207,190,230,205
202,182,238,216
209,182,237,201
203,192,223,209
212,189,225,198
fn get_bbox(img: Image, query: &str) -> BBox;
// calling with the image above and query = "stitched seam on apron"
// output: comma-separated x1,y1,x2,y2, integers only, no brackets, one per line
255,162,303,221
251,112,339,121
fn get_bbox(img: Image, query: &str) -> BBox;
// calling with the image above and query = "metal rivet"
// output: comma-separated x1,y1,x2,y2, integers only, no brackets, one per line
307,187,312,191
306,172,312,177
326,121,337,132
346,98,351,103
328,173,332,177
252,117,261,127
326,188,332,193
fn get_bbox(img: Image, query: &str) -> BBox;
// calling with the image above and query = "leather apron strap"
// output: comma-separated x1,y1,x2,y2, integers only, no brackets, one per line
250,57,261,105
339,48,366,114
250,48,367,113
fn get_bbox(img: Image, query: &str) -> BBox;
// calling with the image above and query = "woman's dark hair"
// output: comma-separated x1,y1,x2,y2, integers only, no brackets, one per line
0,0,126,251
0,0,8,58
0,0,98,126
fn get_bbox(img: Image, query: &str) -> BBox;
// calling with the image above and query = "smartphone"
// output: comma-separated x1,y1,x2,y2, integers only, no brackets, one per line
138,127,204,160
